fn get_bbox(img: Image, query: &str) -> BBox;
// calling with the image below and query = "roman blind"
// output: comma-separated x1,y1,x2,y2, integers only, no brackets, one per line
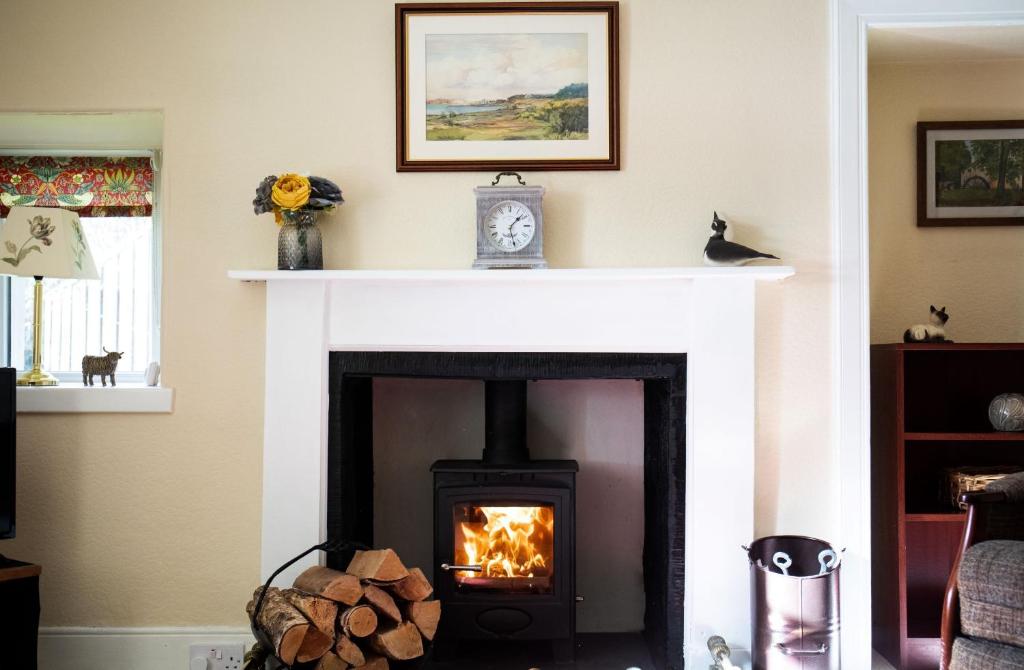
0,155,154,217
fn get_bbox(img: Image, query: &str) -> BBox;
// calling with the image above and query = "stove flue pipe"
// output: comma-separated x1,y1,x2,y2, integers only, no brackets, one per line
482,380,530,465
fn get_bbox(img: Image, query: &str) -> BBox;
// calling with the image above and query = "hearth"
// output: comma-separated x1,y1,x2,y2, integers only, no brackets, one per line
432,381,578,662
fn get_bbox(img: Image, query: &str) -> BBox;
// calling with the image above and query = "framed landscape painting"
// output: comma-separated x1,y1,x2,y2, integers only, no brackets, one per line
396,2,620,172
918,120,1024,226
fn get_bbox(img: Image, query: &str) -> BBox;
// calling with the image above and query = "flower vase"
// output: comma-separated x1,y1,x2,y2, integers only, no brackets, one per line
277,210,323,270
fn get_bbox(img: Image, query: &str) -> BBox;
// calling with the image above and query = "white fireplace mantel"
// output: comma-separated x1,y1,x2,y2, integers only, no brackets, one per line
231,266,794,667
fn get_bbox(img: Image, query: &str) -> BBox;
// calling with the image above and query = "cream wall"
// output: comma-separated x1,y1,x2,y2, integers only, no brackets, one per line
869,59,1024,344
1,0,832,627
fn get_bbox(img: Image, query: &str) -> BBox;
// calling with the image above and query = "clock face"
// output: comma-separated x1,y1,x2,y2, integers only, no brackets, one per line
483,200,536,253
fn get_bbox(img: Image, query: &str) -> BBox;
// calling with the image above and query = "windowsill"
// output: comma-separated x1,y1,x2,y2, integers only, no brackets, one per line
16,383,173,413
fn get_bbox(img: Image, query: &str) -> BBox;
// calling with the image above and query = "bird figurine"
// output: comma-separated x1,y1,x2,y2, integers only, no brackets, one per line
703,212,779,266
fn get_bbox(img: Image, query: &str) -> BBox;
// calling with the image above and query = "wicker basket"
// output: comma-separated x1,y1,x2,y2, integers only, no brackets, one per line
946,466,1024,510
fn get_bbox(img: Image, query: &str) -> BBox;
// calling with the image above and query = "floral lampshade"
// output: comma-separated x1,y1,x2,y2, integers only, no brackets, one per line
0,206,99,279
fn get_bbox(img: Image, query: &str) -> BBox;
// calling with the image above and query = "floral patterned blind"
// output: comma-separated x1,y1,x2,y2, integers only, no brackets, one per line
0,156,154,218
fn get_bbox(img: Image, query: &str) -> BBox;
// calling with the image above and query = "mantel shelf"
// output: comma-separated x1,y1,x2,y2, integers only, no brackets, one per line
228,266,795,283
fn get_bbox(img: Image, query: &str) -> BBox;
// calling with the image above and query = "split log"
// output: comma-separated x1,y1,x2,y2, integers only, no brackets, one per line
315,651,349,670
335,634,366,666
294,566,364,605
362,584,402,624
295,627,334,664
283,589,339,637
403,600,441,641
382,567,433,602
370,622,424,661
338,604,378,638
346,549,409,582
246,586,326,665
362,654,390,670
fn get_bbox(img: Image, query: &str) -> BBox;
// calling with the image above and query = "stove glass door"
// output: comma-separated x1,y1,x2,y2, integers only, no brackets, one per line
452,503,555,594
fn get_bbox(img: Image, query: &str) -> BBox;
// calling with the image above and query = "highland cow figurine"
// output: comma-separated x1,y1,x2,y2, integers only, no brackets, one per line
82,348,124,387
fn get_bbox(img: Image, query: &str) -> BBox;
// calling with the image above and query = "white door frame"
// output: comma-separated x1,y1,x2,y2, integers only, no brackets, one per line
831,2,1024,667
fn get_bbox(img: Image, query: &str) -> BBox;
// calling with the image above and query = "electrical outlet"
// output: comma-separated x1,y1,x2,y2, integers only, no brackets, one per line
188,643,245,670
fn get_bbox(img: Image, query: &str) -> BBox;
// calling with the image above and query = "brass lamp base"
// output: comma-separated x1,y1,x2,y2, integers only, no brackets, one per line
18,276,58,386
17,368,58,386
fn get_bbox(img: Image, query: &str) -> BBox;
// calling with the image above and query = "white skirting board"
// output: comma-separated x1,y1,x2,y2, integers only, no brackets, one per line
38,627,252,670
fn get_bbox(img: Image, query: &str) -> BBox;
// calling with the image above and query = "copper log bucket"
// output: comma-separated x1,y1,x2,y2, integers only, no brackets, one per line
746,536,841,670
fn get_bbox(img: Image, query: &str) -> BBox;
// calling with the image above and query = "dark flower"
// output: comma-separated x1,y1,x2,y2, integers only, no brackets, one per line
29,215,55,243
306,176,344,210
253,175,277,215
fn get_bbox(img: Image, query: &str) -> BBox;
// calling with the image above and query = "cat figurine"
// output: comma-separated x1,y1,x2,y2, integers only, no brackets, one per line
904,305,952,343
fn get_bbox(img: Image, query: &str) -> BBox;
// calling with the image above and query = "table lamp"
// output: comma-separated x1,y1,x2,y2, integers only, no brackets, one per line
0,206,99,386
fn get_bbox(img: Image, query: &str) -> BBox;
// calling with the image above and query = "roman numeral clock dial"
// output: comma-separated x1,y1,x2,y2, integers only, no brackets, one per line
485,202,535,252
473,172,547,269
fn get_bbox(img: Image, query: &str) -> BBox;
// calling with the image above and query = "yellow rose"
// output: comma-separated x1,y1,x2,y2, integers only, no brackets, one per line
271,173,311,210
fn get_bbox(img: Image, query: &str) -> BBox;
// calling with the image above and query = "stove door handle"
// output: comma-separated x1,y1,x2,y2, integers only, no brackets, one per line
441,563,483,572
775,643,827,656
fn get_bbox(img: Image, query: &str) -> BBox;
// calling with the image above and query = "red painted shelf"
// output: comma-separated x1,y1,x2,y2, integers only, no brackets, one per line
904,431,1024,441
905,513,966,523
872,344,1024,669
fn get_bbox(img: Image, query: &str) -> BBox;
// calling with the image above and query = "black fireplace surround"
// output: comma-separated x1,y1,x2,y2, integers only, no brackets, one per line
325,352,686,669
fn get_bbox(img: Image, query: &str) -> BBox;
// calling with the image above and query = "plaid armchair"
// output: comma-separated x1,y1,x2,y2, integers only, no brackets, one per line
941,472,1024,669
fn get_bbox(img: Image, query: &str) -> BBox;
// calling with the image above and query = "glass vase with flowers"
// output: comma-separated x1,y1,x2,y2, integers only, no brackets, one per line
253,173,343,270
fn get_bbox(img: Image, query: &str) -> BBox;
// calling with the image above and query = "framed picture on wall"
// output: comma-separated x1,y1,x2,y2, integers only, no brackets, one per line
918,120,1024,226
395,2,620,172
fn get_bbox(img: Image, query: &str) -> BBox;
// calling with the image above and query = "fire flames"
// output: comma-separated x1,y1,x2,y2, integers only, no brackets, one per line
455,505,554,579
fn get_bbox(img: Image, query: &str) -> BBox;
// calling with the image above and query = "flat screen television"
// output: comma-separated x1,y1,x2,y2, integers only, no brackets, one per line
0,368,15,539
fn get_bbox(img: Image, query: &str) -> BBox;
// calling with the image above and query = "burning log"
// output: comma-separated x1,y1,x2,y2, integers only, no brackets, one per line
339,604,378,638
362,584,402,624
369,622,424,661
246,587,332,665
294,566,364,605
383,567,433,602
335,634,366,666
347,549,409,582
403,600,441,641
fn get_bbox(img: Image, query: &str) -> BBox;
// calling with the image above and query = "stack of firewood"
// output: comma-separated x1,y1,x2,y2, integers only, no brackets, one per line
246,548,441,669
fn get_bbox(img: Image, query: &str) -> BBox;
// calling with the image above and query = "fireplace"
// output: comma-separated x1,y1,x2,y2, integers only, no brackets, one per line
236,266,793,666
431,380,578,661
325,352,685,668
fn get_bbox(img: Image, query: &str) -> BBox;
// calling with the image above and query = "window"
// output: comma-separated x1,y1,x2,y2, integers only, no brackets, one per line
0,153,159,385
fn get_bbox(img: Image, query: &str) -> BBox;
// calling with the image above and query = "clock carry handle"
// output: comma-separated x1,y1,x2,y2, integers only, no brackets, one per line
491,171,527,186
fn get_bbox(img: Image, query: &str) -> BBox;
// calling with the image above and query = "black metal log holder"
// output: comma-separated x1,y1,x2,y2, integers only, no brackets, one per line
248,539,369,670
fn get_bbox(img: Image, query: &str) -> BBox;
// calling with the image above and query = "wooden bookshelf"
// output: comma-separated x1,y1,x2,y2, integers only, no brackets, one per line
871,343,1024,670
904,431,1024,442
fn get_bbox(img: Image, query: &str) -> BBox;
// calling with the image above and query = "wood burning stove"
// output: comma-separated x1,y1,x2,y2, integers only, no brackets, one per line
431,380,578,662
